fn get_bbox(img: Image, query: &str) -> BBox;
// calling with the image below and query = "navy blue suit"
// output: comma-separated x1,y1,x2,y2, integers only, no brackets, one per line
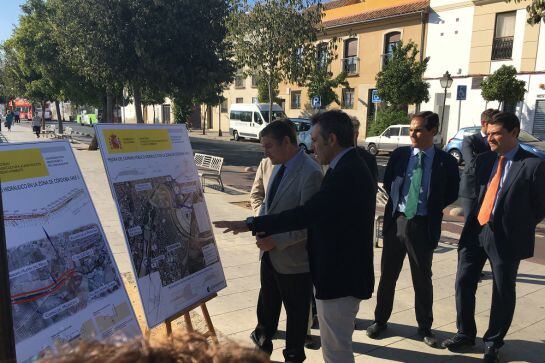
375,146,459,330
455,147,545,348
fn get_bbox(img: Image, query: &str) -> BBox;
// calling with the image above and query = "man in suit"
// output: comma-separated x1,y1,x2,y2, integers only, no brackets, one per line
351,116,378,187
248,120,323,363
215,110,376,363
459,109,498,218
442,112,545,362
366,111,459,347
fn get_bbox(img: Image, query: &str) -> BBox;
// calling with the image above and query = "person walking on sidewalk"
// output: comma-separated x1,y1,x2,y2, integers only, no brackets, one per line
214,110,376,363
366,111,459,348
459,109,498,219
442,112,545,362
32,113,42,138
248,119,322,363
5,110,14,131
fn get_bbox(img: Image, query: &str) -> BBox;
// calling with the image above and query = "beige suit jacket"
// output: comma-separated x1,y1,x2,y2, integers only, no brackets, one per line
249,153,323,274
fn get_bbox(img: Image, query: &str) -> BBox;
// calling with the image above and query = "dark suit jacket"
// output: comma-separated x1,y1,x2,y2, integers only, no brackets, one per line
383,146,460,248
459,148,545,260
356,146,378,189
251,148,376,300
460,133,490,199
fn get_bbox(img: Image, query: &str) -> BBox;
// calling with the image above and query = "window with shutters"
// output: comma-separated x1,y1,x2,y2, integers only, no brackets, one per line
291,91,301,109
471,77,484,89
342,88,355,109
382,32,401,68
235,97,243,104
342,38,359,75
492,12,515,60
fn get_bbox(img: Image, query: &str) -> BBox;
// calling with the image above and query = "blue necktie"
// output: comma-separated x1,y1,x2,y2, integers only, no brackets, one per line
268,165,286,208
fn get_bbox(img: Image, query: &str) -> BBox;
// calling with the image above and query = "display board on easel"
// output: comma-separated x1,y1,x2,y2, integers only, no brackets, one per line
0,141,141,362
95,124,227,330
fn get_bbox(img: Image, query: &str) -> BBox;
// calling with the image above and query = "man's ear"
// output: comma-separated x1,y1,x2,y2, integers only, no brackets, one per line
431,127,438,136
328,132,338,146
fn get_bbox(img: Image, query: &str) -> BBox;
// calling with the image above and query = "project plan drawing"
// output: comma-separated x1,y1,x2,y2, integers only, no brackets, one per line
0,141,140,363
95,124,227,328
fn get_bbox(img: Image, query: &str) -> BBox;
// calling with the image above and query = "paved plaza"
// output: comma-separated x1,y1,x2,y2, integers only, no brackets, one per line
3,124,545,362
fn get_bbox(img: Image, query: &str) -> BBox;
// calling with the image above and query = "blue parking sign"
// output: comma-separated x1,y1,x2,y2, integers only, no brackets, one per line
312,96,321,108
456,85,467,101
371,89,381,103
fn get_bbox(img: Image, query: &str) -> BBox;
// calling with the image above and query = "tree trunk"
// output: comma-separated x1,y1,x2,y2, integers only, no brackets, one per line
202,104,208,135
89,95,108,151
41,101,46,131
218,97,222,137
55,101,63,134
268,76,273,123
133,85,144,123
106,94,114,122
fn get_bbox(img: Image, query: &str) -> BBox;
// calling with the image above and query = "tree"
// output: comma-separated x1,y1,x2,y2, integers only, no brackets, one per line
304,38,348,109
508,0,544,24
481,65,526,110
52,0,234,125
228,0,324,122
257,75,281,104
375,40,430,110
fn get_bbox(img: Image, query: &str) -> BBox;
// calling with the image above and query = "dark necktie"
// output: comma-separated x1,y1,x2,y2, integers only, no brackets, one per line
268,165,286,208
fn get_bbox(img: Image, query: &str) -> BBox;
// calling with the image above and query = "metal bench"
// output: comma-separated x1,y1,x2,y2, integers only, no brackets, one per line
194,153,224,192
54,126,73,140
43,124,56,138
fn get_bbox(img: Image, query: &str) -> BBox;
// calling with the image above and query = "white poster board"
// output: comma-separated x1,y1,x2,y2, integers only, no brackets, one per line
94,124,226,328
0,141,141,362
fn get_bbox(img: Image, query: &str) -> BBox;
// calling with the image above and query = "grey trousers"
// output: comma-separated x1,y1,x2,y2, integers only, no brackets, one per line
316,296,361,363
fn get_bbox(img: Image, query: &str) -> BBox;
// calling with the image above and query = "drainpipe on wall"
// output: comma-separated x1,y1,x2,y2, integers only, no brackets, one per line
416,10,427,113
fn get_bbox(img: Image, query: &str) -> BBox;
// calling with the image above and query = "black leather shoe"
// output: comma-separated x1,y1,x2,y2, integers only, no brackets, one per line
483,346,500,363
304,335,320,350
366,322,387,339
417,329,437,347
250,330,273,355
441,334,476,350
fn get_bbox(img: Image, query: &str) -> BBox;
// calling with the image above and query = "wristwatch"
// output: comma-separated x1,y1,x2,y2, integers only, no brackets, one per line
245,216,255,233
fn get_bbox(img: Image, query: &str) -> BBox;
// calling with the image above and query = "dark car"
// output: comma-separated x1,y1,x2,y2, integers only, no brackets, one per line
444,126,545,164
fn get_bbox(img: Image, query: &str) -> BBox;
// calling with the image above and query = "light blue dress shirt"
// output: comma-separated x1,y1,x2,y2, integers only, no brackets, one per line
328,147,353,170
398,146,435,216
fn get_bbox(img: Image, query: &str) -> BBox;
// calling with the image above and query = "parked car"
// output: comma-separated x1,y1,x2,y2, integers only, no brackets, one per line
290,117,313,153
444,126,545,164
363,124,441,155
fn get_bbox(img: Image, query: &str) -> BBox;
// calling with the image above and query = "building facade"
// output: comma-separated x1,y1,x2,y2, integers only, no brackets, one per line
208,0,430,142
421,0,545,141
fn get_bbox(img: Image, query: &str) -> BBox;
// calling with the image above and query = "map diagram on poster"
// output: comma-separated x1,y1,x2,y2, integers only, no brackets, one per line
0,141,141,363
95,125,226,328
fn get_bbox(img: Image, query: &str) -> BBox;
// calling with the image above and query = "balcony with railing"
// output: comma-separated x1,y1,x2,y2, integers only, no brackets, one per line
341,57,359,76
491,36,514,60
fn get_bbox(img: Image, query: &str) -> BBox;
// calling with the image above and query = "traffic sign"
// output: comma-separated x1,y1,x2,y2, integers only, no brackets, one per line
456,85,467,101
312,96,321,108
371,89,381,103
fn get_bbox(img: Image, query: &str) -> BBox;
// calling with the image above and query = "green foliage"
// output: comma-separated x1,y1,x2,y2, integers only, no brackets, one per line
172,96,194,124
375,40,429,109
228,0,324,121
257,75,281,103
367,106,410,136
51,0,234,122
481,65,526,108
306,69,348,108
507,0,544,24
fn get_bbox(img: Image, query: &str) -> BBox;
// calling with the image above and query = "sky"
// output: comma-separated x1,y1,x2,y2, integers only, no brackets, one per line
0,0,24,43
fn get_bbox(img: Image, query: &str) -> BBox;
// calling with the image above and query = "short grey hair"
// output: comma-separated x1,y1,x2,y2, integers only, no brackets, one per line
350,116,360,131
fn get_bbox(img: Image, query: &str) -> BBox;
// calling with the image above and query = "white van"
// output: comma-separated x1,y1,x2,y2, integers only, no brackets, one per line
229,103,286,141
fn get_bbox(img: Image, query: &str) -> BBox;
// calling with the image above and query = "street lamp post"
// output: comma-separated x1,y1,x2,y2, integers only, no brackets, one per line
218,96,223,137
439,71,453,135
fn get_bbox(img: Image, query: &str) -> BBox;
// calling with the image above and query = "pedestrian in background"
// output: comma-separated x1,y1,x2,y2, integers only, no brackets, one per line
367,111,459,348
32,113,42,138
5,110,14,131
442,112,545,362
459,109,499,219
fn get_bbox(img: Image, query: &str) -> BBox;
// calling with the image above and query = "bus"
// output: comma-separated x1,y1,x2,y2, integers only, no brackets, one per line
9,98,33,120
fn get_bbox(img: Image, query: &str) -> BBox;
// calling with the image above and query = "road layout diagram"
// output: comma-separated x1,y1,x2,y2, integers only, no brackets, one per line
114,177,217,286
8,224,121,342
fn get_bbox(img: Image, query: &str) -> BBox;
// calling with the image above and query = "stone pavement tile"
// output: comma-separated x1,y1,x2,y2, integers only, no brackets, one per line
216,274,260,297
222,261,260,280
206,289,257,316
501,317,545,362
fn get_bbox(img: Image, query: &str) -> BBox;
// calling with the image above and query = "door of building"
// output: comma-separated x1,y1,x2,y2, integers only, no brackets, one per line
533,100,545,140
